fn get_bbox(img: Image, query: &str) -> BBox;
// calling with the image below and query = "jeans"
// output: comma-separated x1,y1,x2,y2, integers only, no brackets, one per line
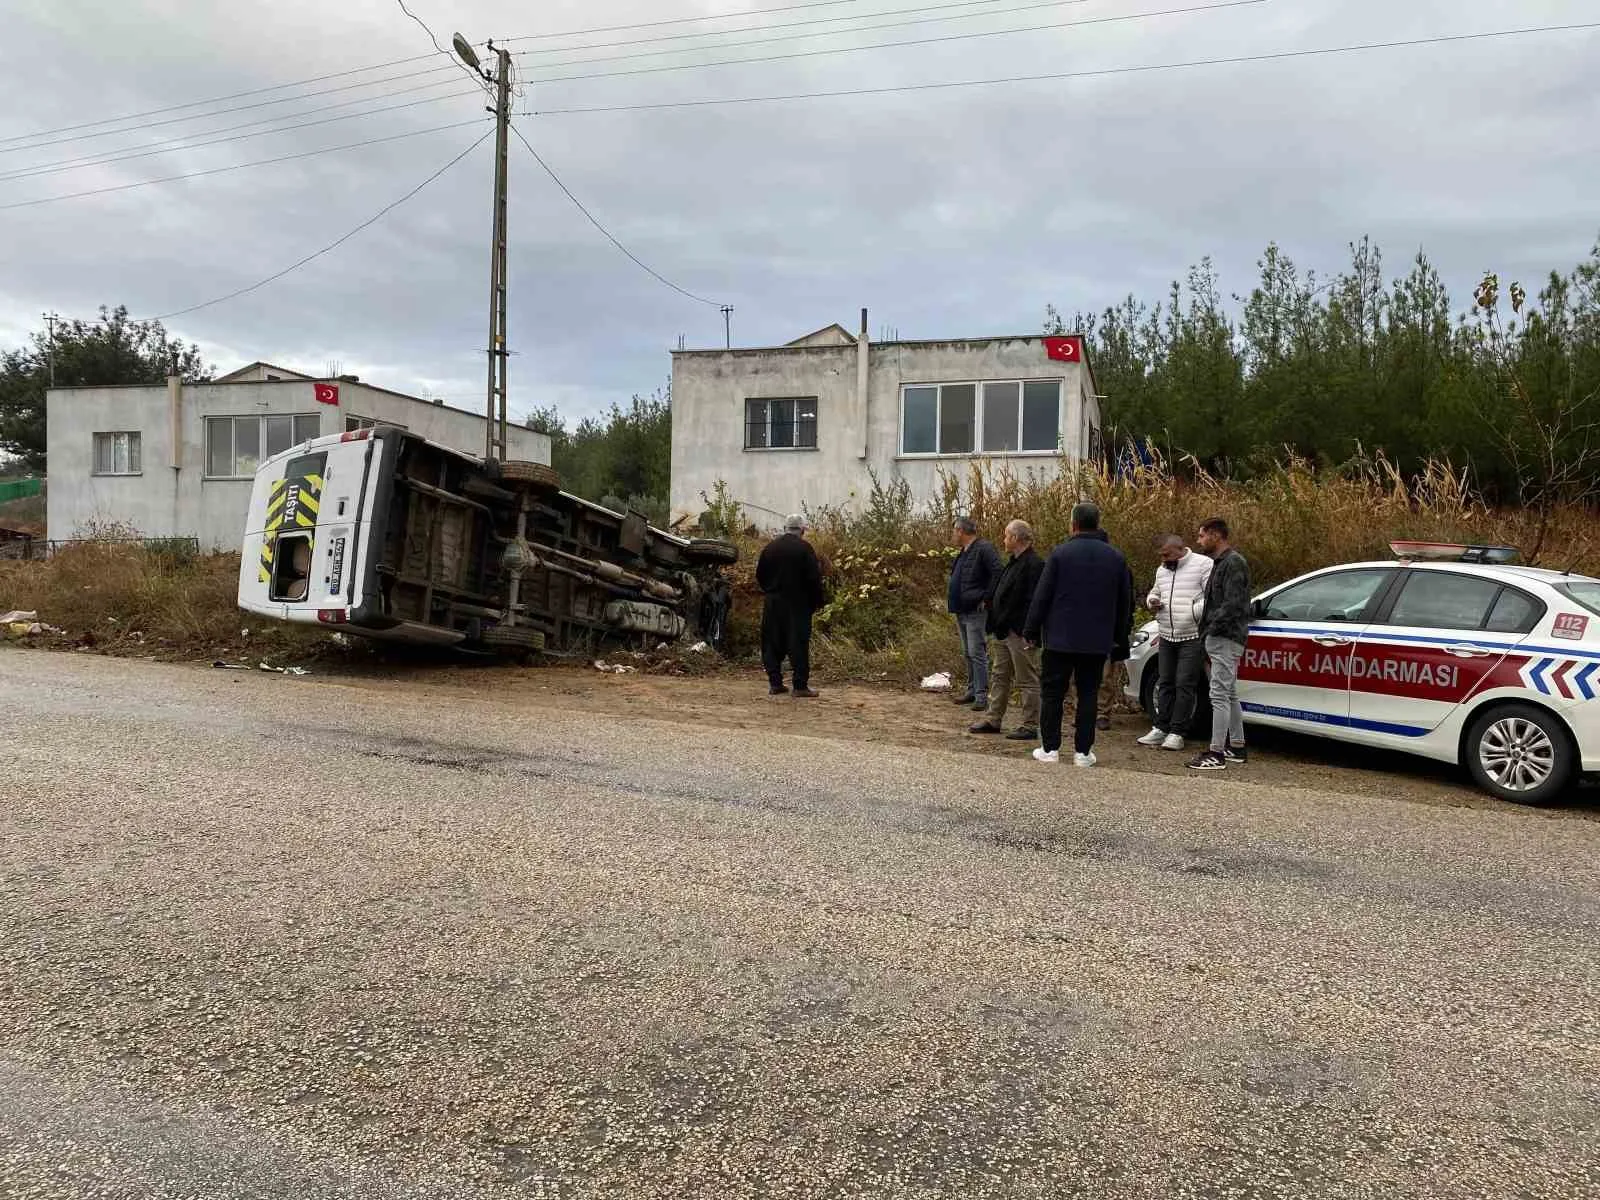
762,597,813,690
956,611,990,699
1040,650,1106,755
987,633,1040,728
1204,635,1247,753
1155,636,1207,733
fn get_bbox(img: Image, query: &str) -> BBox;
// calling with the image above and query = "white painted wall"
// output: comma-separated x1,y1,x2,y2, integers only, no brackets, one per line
670,336,1098,528
46,380,550,549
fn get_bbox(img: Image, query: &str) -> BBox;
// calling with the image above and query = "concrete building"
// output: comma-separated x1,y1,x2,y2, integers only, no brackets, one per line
47,362,550,549
669,315,1101,527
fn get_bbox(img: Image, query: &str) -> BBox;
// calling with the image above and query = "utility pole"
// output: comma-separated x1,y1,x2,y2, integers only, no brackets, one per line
42,311,58,388
720,305,734,350
485,44,512,462
454,33,512,463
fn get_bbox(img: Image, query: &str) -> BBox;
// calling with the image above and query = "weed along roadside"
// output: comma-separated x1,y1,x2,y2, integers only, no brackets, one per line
723,453,1600,689
8,451,1600,682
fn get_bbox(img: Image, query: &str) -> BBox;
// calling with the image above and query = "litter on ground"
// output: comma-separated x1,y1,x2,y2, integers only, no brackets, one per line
593,660,637,675
920,671,953,692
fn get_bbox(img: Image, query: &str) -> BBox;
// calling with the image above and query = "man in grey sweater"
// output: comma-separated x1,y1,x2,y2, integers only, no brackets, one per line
1188,517,1253,771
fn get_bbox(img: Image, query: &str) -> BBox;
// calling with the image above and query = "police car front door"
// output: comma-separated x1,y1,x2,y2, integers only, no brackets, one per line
1239,568,1395,733
1349,570,1535,738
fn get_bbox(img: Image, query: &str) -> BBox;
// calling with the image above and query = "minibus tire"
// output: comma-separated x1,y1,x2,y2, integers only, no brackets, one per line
481,625,547,652
684,538,739,566
500,461,561,493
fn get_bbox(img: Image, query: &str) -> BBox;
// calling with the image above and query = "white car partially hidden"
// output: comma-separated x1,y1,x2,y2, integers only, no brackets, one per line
1123,542,1600,804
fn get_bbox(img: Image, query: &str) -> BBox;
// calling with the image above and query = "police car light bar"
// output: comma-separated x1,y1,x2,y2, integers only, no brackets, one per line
1389,540,1519,564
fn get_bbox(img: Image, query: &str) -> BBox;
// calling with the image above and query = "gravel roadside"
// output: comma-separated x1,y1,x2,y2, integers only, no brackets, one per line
3,650,1598,1198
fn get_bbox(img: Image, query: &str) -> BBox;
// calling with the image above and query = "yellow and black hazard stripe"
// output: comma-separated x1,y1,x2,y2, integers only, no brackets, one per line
258,468,325,584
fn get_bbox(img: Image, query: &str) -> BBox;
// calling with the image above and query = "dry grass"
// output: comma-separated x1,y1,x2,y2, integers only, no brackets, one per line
0,542,325,662
9,453,1597,685
726,452,1600,690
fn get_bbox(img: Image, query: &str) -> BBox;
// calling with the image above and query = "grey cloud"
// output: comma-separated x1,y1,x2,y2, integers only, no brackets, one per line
1,0,1596,425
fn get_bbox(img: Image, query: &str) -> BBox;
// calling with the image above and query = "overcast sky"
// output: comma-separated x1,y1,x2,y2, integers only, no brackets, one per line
2,0,1596,425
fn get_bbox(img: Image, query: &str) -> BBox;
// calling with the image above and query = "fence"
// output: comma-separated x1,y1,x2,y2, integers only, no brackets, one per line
0,536,199,563
0,478,42,505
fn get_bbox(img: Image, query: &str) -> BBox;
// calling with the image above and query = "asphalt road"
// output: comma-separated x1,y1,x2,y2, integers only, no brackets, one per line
2,650,1597,1199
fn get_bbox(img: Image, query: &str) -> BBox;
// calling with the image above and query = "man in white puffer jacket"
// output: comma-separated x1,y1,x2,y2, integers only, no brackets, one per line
1136,535,1214,751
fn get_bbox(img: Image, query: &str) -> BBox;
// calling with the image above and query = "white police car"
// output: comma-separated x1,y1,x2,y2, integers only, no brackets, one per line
1123,542,1600,804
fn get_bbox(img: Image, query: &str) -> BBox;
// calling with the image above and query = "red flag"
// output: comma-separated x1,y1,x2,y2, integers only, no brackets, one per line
1043,336,1082,363
314,383,340,405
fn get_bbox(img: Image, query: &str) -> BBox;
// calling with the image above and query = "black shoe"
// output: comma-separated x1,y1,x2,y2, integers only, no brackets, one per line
1187,750,1227,771
1223,743,1248,765
952,693,976,706
1006,727,1038,741
793,687,820,699
970,700,988,713
968,721,1002,734
769,684,789,696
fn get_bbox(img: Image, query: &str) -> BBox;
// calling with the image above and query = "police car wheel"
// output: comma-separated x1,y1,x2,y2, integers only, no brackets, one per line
1464,703,1575,805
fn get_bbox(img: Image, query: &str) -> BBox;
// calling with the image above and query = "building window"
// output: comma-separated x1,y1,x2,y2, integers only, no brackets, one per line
345,415,405,433
901,381,1060,456
206,414,320,478
92,432,141,476
745,397,818,450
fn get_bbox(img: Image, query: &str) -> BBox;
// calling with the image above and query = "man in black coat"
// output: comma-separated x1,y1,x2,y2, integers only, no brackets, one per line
1023,503,1133,767
947,516,1002,709
755,514,826,698
968,519,1045,740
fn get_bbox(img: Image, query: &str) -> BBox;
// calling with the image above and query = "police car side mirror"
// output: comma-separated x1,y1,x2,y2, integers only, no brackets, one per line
1251,598,1267,618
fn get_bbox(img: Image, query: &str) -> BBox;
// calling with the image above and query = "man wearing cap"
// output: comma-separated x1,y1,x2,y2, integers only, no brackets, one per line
756,514,826,698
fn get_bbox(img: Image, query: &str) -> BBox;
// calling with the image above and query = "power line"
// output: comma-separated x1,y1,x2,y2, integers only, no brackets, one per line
0,65,459,155
0,119,486,212
143,129,492,322
523,21,1600,115
517,0,1266,85
511,0,1039,60
0,1,1021,150
0,84,482,183
0,54,443,149
507,119,724,308
515,0,1095,72
394,0,496,97
395,0,452,58
501,0,879,43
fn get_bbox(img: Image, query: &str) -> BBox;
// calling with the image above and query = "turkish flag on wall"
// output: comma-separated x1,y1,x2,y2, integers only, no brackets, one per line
314,383,340,405
1043,336,1082,363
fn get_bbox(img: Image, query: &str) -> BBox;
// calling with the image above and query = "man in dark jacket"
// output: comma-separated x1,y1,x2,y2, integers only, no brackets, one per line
947,516,1002,710
1189,516,1253,771
756,514,826,698
969,519,1044,740
1022,503,1133,767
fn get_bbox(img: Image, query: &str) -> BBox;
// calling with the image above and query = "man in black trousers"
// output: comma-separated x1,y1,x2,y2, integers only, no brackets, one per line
756,514,826,698
1023,502,1133,767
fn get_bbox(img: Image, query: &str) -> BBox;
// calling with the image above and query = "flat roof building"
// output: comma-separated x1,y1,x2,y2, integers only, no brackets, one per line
47,366,549,549
670,312,1101,528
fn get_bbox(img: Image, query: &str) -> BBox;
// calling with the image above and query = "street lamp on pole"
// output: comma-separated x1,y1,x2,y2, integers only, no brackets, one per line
455,32,512,463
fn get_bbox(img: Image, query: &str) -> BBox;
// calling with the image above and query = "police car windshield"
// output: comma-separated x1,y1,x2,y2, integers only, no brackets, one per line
1555,582,1600,617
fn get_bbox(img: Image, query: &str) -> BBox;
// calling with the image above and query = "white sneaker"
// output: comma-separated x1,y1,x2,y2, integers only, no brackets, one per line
1161,733,1186,751
1032,748,1060,764
1136,727,1167,747
1073,751,1097,768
